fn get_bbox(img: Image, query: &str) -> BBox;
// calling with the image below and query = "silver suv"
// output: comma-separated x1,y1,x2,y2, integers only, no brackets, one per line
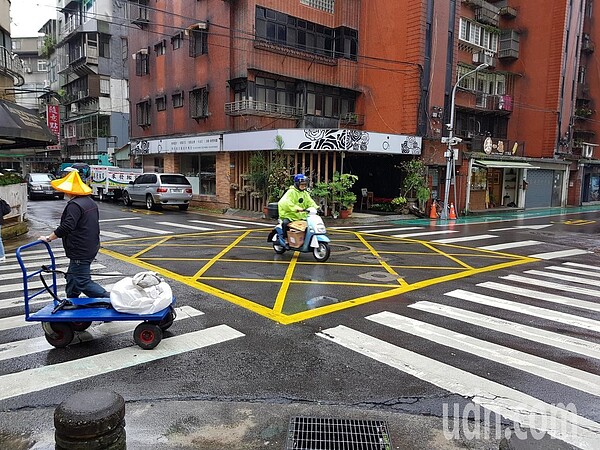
122,173,193,210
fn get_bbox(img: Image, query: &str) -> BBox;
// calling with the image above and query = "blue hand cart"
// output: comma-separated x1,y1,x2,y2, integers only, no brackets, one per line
16,240,176,350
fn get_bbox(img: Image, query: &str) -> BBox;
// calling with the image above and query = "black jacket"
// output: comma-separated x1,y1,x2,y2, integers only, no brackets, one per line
53,195,101,261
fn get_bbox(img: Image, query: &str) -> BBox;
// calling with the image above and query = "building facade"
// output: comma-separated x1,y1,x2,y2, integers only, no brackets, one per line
127,0,599,213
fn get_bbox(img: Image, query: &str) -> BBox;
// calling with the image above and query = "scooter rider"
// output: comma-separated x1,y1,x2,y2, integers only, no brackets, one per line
277,174,318,245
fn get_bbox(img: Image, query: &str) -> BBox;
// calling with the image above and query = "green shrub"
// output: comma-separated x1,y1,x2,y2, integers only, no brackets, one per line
0,173,25,186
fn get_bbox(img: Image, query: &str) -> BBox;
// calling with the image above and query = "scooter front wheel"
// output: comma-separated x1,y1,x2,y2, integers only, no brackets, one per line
273,243,286,254
313,242,330,262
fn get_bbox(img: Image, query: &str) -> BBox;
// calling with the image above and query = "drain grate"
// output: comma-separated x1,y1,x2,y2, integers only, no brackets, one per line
285,417,392,450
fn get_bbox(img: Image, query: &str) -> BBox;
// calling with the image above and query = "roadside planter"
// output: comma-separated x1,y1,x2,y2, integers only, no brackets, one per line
0,183,27,221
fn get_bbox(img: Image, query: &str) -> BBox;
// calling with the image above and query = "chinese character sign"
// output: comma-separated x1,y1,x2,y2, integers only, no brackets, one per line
47,104,60,139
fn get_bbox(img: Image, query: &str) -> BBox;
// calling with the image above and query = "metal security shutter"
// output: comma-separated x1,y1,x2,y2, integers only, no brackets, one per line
525,169,553,208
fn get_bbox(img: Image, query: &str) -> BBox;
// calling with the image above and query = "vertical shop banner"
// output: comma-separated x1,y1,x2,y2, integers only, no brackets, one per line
46,104,60,139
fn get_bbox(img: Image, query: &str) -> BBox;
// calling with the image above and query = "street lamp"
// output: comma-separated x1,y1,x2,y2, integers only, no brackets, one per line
440,63,489,220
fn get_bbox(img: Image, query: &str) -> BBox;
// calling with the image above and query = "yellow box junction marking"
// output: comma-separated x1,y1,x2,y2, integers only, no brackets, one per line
101,228,538,324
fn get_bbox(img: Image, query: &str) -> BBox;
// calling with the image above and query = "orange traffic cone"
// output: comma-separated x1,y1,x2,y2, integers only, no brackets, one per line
429,201,437,219
449,202,457,220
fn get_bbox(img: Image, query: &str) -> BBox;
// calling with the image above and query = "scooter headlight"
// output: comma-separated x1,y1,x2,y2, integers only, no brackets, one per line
315,223,326,233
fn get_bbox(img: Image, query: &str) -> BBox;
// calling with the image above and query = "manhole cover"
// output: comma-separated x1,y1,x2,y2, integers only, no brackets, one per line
285,417,392,450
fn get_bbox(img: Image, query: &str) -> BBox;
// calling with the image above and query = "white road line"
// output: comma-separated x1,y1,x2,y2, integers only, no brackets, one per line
563,262,600,272
156,222,212,231
528,249,591,260
478,281,600,313
391,230,458,238
317,325,600,450
99,217,141,222
0,306,204,362
0,261,76,280
330,224,396,230
0,273,120,297
357,227,424,234
546,266,600,278
368,311,600,397
118,224,172,234
188,220,245,229
445,289,600,332
100,230,132,239
523,269,600,286
0,257,70,273
409,301,600,360
0,325,244,402
11,248,66,257
219,219,273,227
477,240,542,251
432,234,497,244
501,274,600,298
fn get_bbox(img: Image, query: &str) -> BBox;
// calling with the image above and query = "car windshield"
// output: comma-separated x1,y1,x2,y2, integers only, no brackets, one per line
30,173,55,182
160,175,190,185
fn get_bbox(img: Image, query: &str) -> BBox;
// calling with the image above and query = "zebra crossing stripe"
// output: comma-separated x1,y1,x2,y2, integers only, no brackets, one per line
432,234,497,244
0,257,70,274
118,224,172,234
0,260,81,281
408,301,600,361
501,275,600,298
219,219,273,227
528,249,591,260
188,220,245,229
523,269,600,286
357,227,423,234
477,240,541,251
156,221,213,231
563,262,600,272
99,217,141,222
0,306,204,362
367,311,600,397
330,224,399,230
478,281,600,313
546,265,600,278
317,325,600,450
0,325,244,402
445,289,600,332
0,271,120,295
101,230,132,239
392,230,458,238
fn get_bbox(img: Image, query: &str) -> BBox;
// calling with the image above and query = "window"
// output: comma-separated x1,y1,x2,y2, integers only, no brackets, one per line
135,49,149,76
171,32,183,50
190,87,209,118
154,40,166,56
300,0,334,14
189,27,208,57
304,82,355,118
121,37,128,61
459,18,498,52
172,91,184,108
181,154,216,195
100,77,110,95
136,100,151,127
156,95,166,111
37,60,48,72
99,34,110,58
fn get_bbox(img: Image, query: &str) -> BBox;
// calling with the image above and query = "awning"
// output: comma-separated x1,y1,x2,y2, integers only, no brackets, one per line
473,159,539,169
0,99,57,150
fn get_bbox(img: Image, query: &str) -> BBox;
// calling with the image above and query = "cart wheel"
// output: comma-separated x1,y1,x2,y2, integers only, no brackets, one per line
43,322,74,348
158,306,176,331
71,321,92,332
134,323,163,350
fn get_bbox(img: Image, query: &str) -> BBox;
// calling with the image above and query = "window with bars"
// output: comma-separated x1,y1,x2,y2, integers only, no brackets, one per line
172,91,184,108
154,40,166,56
156,95,166,111
190,87,209,119
100,77,110,95
135,49,149,76
300,0,335,14
189,27,208,57
136,100,151,127
459,18,498,52
171,32,183,50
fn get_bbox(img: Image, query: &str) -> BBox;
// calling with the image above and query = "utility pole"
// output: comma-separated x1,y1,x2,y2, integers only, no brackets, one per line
440,63,489,220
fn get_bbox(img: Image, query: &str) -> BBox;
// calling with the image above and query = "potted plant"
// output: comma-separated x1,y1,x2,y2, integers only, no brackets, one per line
390,196,408,213
401,160,431,212
267,135,291,204
329,172,358,218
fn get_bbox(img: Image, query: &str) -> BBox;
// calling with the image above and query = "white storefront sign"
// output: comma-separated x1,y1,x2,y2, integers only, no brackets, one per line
132,135,221,154
223,129,422,155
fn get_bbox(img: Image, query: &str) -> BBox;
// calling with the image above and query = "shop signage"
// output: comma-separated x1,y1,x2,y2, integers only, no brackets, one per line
46,104,60,139
132,135,221,154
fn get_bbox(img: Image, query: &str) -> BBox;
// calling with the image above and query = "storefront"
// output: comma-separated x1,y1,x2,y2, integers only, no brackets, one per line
582,163,600,204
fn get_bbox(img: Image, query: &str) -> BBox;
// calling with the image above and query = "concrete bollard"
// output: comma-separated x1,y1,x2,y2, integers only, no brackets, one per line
54,389,126,450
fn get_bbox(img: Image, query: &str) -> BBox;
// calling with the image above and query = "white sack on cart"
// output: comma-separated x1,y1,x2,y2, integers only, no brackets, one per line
110,272,172,314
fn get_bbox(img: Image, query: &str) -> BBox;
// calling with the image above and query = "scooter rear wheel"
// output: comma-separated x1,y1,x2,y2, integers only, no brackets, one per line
313,242,330,262
273,243,286,254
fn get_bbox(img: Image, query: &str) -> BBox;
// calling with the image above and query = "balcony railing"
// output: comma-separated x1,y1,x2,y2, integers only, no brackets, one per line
0,46,25,87
224,100,303,118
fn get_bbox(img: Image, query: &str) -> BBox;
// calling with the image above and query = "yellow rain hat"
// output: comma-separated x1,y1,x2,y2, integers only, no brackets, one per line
51,170,92,196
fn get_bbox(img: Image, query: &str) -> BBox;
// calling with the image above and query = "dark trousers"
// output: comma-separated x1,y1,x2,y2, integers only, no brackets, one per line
66,259,110,299
281,218,291,238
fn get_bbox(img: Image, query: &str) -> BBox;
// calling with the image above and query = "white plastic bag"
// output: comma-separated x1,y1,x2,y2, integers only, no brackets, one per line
110,272,172,314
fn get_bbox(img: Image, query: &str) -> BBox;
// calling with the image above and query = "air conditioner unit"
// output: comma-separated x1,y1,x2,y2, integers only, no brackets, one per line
25,68,32,73
472,51,495,68
582,145,594,158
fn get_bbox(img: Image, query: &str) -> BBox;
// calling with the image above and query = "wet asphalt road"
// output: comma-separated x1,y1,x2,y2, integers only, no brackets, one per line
1,199,599,449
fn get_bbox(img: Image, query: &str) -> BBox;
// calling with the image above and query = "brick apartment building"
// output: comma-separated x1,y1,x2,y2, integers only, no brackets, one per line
127,0,600,213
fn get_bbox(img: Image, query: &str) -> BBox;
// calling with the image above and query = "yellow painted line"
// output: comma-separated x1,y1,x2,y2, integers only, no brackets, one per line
192,231,251,279
273,252,300,314
356,232,405,286
131,236,171,259
199,277,403,288
421,242,473,270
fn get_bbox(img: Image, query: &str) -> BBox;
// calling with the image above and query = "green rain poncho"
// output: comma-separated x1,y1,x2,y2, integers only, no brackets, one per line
277,185,318,221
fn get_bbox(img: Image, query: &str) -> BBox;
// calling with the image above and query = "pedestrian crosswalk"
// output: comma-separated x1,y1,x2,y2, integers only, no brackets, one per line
318,259,600,449
0,250,245,403
99,216,273,240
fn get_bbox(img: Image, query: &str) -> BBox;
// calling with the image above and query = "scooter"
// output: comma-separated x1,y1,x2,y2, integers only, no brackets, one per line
267,207,331,262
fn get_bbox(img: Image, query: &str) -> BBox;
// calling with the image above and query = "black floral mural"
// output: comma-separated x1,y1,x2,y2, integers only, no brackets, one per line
299,129,370,152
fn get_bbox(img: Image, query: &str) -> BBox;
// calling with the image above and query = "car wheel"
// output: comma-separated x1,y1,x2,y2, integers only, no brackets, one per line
122,191,132,206
146,194,156,210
